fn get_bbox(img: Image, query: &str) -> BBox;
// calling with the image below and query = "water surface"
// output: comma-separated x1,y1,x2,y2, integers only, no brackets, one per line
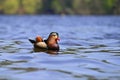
0,15,120,80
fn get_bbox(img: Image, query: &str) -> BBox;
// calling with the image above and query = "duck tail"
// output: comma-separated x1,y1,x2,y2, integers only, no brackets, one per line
28,39,35,44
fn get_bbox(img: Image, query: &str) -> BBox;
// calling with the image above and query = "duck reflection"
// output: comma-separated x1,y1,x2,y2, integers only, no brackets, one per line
33,48,59,55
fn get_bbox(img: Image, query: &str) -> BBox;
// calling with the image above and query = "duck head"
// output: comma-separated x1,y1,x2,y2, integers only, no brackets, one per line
48,32,60,42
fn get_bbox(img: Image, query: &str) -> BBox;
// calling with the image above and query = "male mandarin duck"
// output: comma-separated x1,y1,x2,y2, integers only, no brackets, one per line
29,32,60,50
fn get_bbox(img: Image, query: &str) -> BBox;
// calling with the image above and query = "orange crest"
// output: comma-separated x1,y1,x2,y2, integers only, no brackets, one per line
36,36,43,42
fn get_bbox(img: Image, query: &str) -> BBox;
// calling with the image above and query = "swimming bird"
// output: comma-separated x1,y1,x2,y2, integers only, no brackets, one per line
29,32,60,50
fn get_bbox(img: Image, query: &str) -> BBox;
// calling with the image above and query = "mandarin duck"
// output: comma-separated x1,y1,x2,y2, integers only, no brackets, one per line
29,32,60,50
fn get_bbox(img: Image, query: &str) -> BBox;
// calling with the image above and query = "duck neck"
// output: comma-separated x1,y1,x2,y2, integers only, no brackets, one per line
47,38,57,45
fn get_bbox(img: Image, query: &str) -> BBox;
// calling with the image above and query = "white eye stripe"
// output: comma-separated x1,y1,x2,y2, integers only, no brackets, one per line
51,33,57,35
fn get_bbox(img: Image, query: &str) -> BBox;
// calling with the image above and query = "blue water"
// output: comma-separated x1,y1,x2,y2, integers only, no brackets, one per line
0,15,120,80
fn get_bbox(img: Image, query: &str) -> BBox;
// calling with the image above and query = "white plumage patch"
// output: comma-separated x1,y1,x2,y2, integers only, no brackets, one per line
36,42,47,48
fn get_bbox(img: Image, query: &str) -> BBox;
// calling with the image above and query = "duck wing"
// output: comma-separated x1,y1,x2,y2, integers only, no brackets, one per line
29,39,36,44
44,39,47,44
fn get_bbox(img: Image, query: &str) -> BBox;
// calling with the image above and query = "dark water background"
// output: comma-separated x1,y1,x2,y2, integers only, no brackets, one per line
0,15,120,80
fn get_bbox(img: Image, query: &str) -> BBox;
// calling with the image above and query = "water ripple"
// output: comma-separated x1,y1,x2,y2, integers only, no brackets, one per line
0,15,120,80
